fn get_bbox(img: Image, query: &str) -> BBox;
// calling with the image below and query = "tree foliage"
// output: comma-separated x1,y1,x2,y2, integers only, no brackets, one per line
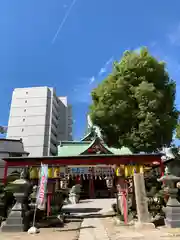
89,48,178,152
176,122,180,139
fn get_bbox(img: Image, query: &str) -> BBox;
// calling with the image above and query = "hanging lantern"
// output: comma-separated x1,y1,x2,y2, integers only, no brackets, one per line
115,165,124,176
126,165,132,177
128,165,132,177
136,165,140,173
132,166,135,175
124,166,129,178
29,167,38,179
48,168,53,178
139,165,144,173
54,167,60,178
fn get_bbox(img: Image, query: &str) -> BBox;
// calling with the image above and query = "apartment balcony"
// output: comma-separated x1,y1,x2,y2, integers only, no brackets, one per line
50,132,57,144
53,99,60,111
50,143,57,155
51,115,58,127
51,124,57,136
52,105,59,118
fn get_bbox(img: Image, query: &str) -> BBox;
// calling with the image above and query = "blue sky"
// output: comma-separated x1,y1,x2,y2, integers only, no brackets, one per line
1,0,180,141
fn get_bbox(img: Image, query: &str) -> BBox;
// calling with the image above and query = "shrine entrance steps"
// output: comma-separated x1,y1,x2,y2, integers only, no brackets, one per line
62,198,116,218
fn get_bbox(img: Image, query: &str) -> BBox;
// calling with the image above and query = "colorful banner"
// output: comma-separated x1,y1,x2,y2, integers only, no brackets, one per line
36,163,48,209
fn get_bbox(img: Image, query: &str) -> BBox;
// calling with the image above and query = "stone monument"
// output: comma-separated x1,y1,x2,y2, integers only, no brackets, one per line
133,173,154,229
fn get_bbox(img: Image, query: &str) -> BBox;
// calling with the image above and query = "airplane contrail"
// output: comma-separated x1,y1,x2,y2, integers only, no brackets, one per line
51,0,78,44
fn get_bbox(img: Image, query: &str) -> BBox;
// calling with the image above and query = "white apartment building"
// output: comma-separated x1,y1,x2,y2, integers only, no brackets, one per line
7,87,73,157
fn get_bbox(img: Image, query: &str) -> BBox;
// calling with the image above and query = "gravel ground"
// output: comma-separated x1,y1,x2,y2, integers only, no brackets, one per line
0,218,82,240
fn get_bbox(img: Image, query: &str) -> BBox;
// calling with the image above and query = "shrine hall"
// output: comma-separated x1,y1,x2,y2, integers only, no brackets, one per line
2,125,163,199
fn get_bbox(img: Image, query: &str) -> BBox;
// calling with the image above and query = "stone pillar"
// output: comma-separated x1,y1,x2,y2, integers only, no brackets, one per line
133,173,154,229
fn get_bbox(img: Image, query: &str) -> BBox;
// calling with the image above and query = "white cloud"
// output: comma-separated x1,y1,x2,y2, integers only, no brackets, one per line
149,41,157,48
71,77,95,103
168,23,180,46
89,76,95,84
72,57,114,103
98,67,106,76
98,57,113,76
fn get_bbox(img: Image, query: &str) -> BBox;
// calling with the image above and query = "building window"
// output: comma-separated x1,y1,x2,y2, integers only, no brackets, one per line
26,91,28,94
24,109,26,112
23,118,25,122
25,100,27,103
21,128,24,132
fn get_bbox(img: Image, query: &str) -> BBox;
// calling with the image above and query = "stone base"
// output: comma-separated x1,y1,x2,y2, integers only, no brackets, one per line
1,215,24,232
165,218,180,228
1,223,24,232
134,222,155,230
1,202,24,232
164,204,180,228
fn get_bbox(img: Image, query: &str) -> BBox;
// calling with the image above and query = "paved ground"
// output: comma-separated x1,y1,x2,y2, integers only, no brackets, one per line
2,198,180,240
0,199,115,240
79,217,110,240
102,216,180,240
1,218,82,240
64,198,116,240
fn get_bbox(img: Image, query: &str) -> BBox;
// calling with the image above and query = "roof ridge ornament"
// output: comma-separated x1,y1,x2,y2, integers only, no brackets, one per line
87,115,103,141
161,147,177,163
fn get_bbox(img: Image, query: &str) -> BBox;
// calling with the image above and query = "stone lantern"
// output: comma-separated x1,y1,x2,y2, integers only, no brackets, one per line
1,169,32,232
158,166,180,228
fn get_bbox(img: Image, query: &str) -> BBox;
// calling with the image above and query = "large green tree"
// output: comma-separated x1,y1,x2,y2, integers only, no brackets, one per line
89,48,178,152
176,121,180,139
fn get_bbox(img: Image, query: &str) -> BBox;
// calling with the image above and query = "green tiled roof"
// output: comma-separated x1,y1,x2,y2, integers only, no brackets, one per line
57,139,132,156
108,146,132,155
58,141,92,156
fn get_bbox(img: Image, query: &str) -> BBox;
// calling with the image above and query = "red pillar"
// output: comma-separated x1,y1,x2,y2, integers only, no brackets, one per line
47,181,53,216
76,175,81,184
160,160,164,176
89,167,95,198
47,193,51,217
3,162,8,185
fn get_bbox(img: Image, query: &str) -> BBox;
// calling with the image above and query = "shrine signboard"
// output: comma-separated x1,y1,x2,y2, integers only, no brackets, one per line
68,165,114,176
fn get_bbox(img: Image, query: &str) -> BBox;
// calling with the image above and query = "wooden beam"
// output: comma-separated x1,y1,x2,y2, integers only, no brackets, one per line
5,155,161,167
